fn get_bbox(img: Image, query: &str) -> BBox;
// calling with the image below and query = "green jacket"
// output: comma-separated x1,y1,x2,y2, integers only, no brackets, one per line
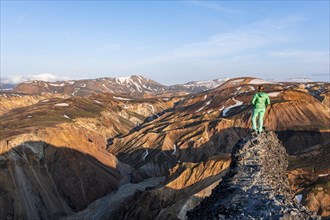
251,92,270,109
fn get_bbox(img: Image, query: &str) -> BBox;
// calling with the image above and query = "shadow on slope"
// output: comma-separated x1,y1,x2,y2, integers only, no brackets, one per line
0,141,123,220
114,125,329,178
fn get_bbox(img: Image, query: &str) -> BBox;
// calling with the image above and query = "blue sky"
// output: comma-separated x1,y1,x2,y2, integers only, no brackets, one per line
1,0,329,84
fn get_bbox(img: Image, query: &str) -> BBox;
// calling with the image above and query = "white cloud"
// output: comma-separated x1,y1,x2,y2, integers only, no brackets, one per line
2,73,69,84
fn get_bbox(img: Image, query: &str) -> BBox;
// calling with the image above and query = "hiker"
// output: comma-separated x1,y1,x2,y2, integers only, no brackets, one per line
251,85,270,134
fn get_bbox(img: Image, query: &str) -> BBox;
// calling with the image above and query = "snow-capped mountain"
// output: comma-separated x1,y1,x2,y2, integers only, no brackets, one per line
170,78,230,93
12,75,168,96
0,83,16,91
11,75,230,96
286,77,314,83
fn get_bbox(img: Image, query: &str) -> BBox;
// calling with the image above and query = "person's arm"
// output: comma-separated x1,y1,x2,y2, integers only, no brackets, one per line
251,94,257,106
266,95,270,106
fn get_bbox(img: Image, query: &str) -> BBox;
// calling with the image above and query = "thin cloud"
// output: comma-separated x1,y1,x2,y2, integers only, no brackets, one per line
63,32,74,40
133,16,310,68
269,50,329,59
133,46,152,51
147,31,268,62
104,44,121,49
189,0,239,14
255,15,306,31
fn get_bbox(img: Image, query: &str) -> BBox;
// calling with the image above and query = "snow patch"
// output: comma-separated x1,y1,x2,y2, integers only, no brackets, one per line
142,84,153,91
222,98,243,116
27,116,33,118
94,100,102,104
318,173,329,177
207,110,213,114
102,84,110,90
195,106,205,113
195,101,212,113
113,96,133,101
287,78,313,83
63,115,71,120
55,103,69,107
142,149,149,161
268,92,281,97
172,144,177,155
116,76,131,84
149,104,155,113
295,194,303,203
49,83,65,87
182,78,229,89
72,88,80,96
132,81,142,92
149,104,159,117
231,79,244,84
249,79,273,85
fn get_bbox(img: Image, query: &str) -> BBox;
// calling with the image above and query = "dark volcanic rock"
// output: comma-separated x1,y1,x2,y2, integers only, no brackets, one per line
187,131,320,220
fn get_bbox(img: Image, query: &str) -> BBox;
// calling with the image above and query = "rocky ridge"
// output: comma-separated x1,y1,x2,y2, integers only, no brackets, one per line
188,131,320,220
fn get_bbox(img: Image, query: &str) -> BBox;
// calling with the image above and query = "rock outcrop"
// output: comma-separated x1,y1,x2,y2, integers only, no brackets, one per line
187,131,320,219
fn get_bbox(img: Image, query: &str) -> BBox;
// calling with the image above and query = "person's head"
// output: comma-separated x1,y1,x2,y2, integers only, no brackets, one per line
258,85,264,92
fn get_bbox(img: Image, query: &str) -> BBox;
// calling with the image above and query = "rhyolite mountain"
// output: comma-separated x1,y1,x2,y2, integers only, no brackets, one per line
10,75,230,97
0,77,329,219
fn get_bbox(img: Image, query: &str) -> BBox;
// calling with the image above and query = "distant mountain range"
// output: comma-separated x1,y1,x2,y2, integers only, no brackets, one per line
0,83,16,91
1,75,230,96
1,75,323,96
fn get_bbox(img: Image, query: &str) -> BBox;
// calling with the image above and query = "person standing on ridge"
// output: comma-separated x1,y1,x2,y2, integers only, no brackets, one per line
251,85,270,134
